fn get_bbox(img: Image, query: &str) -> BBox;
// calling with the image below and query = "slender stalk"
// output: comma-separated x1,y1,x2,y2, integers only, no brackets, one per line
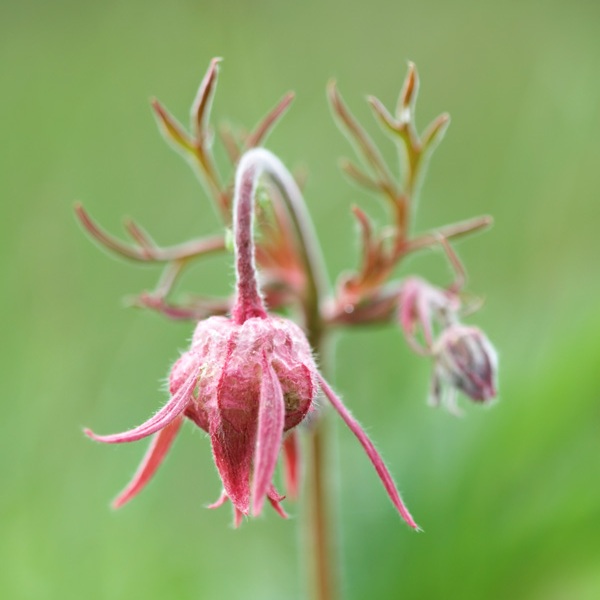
231,149,328,340
231,158,268,323
308,400,336,600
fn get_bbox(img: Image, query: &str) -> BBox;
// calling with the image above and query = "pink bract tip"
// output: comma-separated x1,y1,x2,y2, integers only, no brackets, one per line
317,374,419,530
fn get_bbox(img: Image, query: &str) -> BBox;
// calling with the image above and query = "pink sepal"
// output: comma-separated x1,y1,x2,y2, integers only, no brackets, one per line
282,431,300,500
112,415,184,508
267,485,288,519
207,490,229,510
85,369,198,444
317,374,419,530
252,354,285,516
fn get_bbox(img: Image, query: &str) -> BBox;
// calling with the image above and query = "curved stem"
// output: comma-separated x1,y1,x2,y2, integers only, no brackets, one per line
231,157,268,323
231,149,329,338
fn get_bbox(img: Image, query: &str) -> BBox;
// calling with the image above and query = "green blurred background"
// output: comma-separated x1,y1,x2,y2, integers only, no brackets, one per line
2,0,600,598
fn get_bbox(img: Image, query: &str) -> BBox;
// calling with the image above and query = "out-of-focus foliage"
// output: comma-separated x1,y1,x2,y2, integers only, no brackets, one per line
1,1,599,598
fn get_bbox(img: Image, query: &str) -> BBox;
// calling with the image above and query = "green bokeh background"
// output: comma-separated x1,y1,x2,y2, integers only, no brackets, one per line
2,1,599,598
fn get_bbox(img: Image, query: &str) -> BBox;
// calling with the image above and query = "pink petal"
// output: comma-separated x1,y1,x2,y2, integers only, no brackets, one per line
252,354,285,516
282,431,300,500
317,373,419,530
112,415,184,509
85,368,198,444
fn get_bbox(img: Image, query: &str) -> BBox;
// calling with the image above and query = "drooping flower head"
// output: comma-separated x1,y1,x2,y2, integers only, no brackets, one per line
176,314,316,521
431,323,497,408
86,148,418,529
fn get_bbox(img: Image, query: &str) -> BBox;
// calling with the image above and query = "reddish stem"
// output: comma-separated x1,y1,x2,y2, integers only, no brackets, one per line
231,158,268,323
309,416,336,600
230,149,328,335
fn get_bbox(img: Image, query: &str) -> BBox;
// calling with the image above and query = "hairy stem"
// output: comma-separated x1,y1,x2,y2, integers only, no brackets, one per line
231,149,328,338
231,156,268,323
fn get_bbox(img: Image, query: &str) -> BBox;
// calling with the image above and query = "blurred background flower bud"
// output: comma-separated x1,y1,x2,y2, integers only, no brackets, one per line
433,324,498,404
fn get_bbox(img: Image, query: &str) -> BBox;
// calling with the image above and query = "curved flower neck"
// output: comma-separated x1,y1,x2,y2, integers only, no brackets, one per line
231,152,268,323
231,148,327,328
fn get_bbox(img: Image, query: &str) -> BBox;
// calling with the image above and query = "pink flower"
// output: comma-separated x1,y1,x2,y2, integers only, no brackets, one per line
85,149,418,529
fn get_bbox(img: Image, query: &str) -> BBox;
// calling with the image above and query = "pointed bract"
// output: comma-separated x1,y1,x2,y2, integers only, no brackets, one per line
397,61,419,121
267,485,289,519
152,99,195,154
422,113,450,153
191,57,222,141
112,415,184,508
317,374,419,529
252,354,286,516
84,367,198,444
246,92,295,148
282,431,301,500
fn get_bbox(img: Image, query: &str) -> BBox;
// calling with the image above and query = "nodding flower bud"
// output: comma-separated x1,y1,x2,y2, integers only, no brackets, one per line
86,311,319,524
433,324,498,407
183,313,318,520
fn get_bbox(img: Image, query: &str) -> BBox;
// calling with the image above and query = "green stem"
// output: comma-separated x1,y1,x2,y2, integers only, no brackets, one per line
309,412,335,600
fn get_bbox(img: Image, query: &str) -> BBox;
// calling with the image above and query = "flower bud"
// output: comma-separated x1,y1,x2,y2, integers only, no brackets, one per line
190,315,317,516
434,324,497,402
